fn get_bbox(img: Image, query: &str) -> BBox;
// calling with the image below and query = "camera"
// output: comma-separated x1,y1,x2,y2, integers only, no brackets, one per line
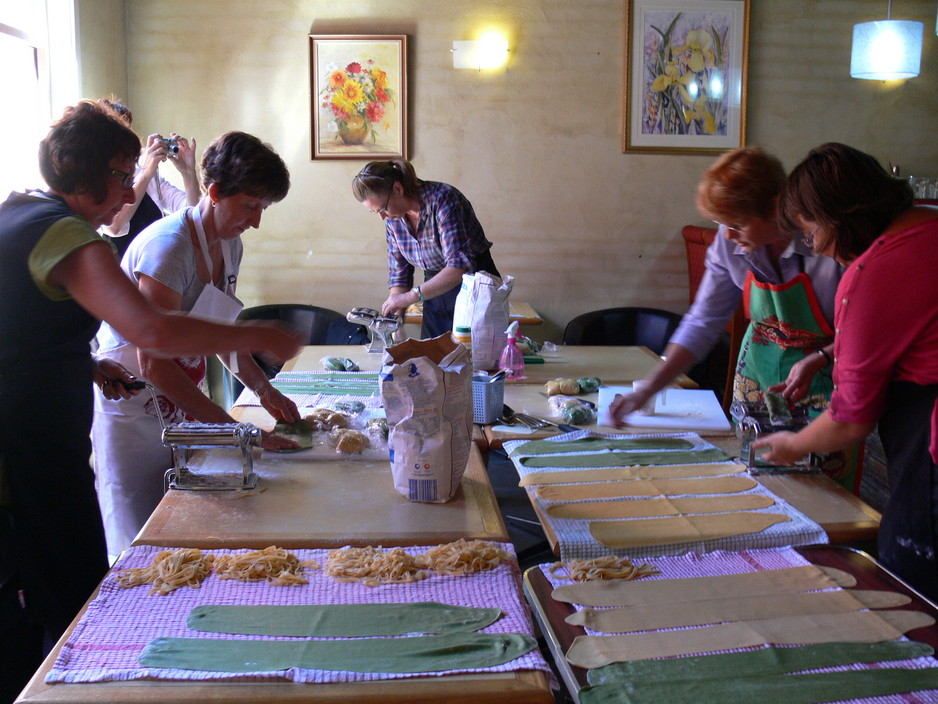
159,136,179,156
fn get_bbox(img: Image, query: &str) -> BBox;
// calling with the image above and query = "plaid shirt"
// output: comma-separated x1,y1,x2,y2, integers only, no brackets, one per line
385,181,493,288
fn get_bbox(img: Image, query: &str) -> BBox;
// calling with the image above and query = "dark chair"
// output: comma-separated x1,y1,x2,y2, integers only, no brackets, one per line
562,307,683,355
223,304,369,404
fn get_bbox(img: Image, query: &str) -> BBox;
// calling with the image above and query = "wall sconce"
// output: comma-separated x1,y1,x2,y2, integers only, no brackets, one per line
850,0,923,79
452,35,509,70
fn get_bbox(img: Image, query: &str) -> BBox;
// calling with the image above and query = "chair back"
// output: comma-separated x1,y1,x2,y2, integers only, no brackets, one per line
238,304,369,347
681,225,717,303
680,225,746,409
562,307,682,356
221,305,369,404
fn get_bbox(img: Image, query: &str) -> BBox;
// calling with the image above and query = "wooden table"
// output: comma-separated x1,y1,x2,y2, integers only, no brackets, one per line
515,430,880,551
134,444,507,549
523,544,938,699
476,345,881,547
503,345,696,387
16,344,551,703
404,300,542,326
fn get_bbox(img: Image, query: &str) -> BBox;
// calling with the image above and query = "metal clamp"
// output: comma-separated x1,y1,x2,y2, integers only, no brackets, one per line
347,307,402,353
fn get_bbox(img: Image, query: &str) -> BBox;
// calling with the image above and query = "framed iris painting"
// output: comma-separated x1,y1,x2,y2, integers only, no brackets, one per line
309,35,407,160
623,0,749,154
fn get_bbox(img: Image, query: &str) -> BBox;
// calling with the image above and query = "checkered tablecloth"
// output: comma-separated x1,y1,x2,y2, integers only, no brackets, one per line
47,543,549,684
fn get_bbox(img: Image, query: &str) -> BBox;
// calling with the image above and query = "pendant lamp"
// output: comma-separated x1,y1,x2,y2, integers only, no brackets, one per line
850,0,924,79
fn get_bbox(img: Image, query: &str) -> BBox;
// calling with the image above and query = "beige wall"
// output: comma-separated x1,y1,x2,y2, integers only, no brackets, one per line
76,0,126,100
81,0,938,341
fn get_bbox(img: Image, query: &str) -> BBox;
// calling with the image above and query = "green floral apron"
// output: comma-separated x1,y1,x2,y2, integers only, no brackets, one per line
734,270,862,492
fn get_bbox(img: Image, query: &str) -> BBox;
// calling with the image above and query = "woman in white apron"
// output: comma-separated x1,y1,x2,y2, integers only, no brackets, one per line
92,132,299,558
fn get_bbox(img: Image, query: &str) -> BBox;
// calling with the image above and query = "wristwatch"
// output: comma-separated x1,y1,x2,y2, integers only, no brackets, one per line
411,285,426,303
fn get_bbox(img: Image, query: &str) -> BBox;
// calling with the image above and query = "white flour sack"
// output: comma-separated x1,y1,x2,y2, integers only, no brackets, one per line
380,334,473,502
452,271,514,371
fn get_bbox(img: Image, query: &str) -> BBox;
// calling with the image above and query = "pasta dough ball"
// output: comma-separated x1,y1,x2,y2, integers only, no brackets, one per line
332,428,371,454
304,408,349,430
545,378,581,396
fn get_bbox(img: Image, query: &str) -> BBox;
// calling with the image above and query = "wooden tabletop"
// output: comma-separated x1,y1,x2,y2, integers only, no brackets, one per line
503,345,696,387
521,431,880,551
523,544,938,697
404,301,542,325
18,595,550,704
281,344,386,373
134,443,507,550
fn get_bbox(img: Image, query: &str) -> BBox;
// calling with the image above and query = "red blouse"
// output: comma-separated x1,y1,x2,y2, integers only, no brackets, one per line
828,214,938,462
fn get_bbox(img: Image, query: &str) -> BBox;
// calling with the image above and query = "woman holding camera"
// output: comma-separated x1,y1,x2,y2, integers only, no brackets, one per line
92,131,300,558
99,99,200,259
0,102,300,701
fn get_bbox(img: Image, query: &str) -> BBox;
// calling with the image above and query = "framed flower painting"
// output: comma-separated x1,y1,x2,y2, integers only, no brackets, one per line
309,35,407,159
623,0,749,154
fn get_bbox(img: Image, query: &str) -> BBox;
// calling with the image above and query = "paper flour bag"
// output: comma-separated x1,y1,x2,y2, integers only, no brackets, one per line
452,271,514,371
380,334,473,503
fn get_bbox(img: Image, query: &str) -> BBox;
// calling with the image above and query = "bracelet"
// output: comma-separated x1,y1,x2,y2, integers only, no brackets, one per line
817,348,832,366
411,285,426,303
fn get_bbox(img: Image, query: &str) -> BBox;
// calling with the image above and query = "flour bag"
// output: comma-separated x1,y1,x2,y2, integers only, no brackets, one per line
380,334,473,503
452,271,514,371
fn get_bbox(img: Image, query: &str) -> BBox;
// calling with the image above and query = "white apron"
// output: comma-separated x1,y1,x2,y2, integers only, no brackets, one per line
92,205,243,558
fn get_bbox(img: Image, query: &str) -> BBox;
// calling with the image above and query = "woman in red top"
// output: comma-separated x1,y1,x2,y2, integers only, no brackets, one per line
755,143,938,600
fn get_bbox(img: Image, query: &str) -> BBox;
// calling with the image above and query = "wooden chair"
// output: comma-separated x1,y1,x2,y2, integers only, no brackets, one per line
681,225,747,410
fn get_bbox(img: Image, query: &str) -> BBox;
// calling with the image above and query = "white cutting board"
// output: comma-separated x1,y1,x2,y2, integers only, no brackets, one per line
597,385,731,431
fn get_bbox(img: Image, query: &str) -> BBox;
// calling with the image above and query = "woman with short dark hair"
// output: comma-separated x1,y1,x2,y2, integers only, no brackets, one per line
352,158,499,337
0,102,299,700
92,131,298,558
756,142,938,599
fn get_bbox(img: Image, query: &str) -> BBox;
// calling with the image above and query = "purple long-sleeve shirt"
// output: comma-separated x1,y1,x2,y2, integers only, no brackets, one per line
668,225,845,361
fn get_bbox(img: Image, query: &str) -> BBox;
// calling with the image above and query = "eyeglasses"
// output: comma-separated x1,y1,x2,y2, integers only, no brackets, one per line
108,168,135,189
370,189,392,216
714,221,746,234
802,227,820,248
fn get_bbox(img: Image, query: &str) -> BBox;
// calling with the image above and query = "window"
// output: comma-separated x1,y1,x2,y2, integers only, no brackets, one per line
0,0,77,196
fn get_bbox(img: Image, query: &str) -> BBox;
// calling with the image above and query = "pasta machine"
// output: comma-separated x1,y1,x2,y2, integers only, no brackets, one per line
731,400,822,475
161,421,262,491
347,307,402,353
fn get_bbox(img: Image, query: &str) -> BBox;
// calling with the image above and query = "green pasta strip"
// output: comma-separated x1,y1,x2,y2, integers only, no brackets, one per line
588,640,934,685
579,666,938,704
519,448,729,468
187,602,501,636
509,437,693,458
139,632,537,673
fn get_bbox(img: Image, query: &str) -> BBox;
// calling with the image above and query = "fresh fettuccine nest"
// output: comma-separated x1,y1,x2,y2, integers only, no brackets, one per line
213,546,317,586
419,538,510,576
325,546,428,587
325,540,510,587
548,555,660,582
115,546,317,594
115,548,214,595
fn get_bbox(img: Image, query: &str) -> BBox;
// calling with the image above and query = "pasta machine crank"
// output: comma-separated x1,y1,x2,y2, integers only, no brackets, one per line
347,307,402,353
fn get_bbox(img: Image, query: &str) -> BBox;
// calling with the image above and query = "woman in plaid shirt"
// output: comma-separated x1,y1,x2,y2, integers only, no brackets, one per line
353,159,499,337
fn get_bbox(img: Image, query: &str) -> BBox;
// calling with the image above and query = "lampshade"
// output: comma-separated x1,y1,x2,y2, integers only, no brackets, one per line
452,37,509,70
850,19,924,79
